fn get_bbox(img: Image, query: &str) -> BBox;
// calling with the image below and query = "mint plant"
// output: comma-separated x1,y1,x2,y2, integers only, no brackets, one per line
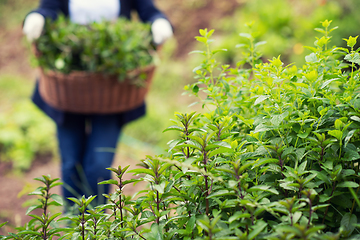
2,20,360,239
34,15,155,81
182,20,360,239
5,176,64,240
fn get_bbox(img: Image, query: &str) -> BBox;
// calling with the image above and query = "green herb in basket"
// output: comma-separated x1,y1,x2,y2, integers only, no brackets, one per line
34,15,155,81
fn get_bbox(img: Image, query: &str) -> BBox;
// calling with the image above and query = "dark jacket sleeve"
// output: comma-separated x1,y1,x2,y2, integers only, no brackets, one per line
133,0,168,23
28,0,68,20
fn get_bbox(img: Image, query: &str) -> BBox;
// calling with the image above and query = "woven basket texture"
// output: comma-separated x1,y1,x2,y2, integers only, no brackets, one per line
38,66,155,114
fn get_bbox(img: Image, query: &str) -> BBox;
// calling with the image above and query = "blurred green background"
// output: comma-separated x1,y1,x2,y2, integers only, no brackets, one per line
0,0,359,172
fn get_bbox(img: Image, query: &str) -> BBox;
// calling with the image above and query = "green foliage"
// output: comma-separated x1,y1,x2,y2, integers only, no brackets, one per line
35,15,155,80
3,21,360,239
0,74,56,172
0,0,37,30
5,176,64,240
0,101,56,171
215,0,360,65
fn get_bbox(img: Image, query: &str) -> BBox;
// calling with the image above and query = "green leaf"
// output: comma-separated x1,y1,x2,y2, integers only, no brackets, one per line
305,225,326,235
316,36,329,48
295,148,306,161
193,85,199,93
270,113,287,126
337,181,359,188
28,187,44,196
163,125,185,133
50,194,64,206
334,119,343,130
34,176,47,184
177,142,202,151
205,144,221,151
344,129,357,147
199,29,206,36
344,36,358,48
322,160,334,170
254,95,270,105
236,43,247,48
312,204,329,211
186,215,196,233
322,19,332,28
293,211,302,224
343,147,360,161
67,197,81,206
123,179,138,186
207,190,235,199
239,162,255,174
208,147,234,158
197,216,211,231
28,214,44,224
255,41,267,48
240,152,257,161
158,163,172,175
187,135,205,145
305,53,317,63
350,116,360,122
26,205,41,215
254,124,273,133
297,129,311,139
239,33,252,39
47,212,62,225
252,158,278,169
275,225,302,236
247,185,279,195
341,213,357,237
18,230,42,236
345,52,360,64
128,168,156,177
349,187,360,209
212,49,228,54
195,36,207,43
292,82,308,88
153,182,166,194
98,179,118,185
0,222,8,228
329,26,339,32
314,28,325,34
249,220,267,240
328,130,343,141
314,171,331,185
229,212,251,223
49,182,63,188
150,223,164,240
320,78,338,89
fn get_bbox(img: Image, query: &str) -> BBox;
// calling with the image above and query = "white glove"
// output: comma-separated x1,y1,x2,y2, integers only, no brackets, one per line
23,13,45,42
151,18,173,45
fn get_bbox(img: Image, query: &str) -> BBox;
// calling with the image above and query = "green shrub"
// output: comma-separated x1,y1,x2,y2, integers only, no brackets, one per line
2,20,360,239
214,0,360,66
0,100,56,171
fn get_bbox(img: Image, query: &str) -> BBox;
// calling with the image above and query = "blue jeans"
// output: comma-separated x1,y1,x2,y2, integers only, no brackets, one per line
56,114,123,206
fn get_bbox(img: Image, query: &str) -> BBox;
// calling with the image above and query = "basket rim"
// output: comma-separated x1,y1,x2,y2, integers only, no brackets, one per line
40,64,156,77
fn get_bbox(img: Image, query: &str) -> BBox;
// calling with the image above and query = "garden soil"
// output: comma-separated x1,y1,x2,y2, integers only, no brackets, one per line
0,0,241,235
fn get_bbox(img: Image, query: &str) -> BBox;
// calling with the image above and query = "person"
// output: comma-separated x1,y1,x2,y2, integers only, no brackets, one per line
22,0,173,206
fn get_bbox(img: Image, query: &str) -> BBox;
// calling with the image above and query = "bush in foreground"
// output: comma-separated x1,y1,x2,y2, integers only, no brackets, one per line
1,20,360,240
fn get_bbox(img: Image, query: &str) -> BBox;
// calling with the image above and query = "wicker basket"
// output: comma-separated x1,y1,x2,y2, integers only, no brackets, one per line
38,66,155,114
